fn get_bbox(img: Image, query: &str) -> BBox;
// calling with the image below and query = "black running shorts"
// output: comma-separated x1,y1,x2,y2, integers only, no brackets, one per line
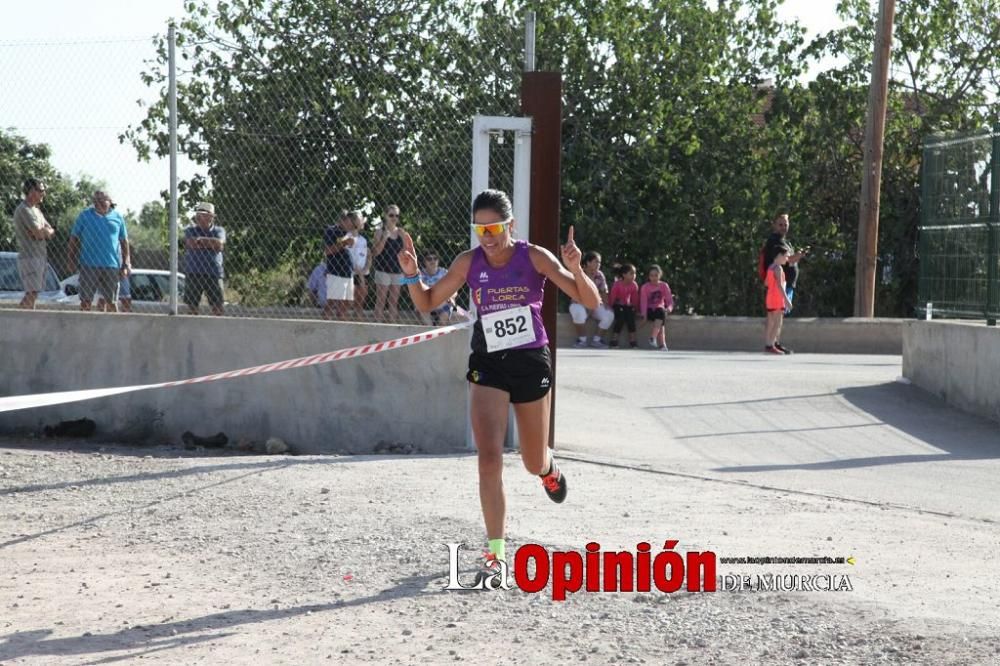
466,346,552,404
646,309,666,322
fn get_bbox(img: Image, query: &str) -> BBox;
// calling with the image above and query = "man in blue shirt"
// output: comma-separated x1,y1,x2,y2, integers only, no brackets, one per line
67,191,130,312
183,201,226,316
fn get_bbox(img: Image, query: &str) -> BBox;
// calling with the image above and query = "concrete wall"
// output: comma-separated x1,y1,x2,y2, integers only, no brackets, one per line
555,314,903,354
0,310,470,454
0,309,906,454
903,320,1000,425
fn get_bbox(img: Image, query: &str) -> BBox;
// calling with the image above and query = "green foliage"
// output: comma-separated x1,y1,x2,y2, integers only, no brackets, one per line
126,200,170,250
542,0,805,315
226,262,305,307
771,0,1000,316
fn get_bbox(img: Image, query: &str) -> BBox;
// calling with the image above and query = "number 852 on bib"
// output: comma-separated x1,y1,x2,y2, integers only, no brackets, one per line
481,305,536,353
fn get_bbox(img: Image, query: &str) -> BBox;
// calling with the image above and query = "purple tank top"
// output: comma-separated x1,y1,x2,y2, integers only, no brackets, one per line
467,240,549,353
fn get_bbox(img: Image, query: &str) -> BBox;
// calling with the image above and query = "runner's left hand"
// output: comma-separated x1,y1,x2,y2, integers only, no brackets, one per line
398,230,418,276
561,226,582,272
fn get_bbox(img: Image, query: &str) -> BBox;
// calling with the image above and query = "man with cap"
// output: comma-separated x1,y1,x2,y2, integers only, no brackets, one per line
12,177,56,309
183,201,226,316
68,190,131,312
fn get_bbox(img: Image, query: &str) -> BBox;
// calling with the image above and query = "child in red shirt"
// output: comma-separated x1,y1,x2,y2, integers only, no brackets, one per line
639,264,674,350
607,263,639,348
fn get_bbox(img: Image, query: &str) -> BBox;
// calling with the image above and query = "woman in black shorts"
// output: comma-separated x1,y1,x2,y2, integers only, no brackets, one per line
398,189,599,578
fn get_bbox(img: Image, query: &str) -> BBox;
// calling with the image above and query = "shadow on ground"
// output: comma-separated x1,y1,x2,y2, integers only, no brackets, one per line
0,570,450,664
710,381,1000,473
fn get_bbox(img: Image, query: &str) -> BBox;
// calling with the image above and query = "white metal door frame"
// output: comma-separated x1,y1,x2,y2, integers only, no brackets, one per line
467,115,533,450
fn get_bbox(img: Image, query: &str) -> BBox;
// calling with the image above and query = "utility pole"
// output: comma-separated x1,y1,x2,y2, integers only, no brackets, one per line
854,0,896,317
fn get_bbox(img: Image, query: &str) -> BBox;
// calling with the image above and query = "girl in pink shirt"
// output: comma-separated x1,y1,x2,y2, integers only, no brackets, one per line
607,263,639,348
639,264,674,350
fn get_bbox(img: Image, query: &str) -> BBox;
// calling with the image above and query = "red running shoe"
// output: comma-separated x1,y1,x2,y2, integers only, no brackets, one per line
540,463,568,503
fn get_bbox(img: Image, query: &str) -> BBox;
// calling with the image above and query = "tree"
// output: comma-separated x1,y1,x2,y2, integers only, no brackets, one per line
534,0,805,315
125,200,169,250
761,0,1000,316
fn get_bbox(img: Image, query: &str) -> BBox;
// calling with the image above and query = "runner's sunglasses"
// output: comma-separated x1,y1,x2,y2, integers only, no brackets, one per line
471,220,512,237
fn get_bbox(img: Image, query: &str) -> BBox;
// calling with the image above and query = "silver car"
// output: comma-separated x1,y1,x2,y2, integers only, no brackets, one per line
0,251,67,303
61,269,186,309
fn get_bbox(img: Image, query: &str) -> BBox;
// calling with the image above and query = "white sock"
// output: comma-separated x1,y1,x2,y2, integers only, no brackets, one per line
592,335,602,343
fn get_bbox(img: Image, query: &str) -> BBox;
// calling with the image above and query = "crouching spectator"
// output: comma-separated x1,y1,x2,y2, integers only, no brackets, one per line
419,253,456,326
570,251,613,348
307,261,327,309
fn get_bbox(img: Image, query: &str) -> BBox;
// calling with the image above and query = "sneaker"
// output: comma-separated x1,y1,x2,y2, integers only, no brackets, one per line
629,341,638,348
573,339,587,349
659,345,669,351
540,463,568,503
590,339,608,349
765,345,785,355
774,342,793,355
472,553,505,589
648,338,657,348
609,340,619,348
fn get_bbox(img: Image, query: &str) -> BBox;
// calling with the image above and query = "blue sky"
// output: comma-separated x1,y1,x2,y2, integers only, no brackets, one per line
0,1,847,214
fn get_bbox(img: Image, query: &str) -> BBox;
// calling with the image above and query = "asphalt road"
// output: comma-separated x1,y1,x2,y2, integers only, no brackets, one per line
555,349,1000,523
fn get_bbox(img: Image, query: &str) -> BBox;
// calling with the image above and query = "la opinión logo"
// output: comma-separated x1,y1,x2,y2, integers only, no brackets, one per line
444,540,717,601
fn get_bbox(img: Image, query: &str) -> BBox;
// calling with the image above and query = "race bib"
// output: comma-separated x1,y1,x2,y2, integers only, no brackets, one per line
481,305,536,352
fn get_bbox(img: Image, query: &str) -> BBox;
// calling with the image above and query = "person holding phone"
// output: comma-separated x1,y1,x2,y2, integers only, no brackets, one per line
397,189,599,583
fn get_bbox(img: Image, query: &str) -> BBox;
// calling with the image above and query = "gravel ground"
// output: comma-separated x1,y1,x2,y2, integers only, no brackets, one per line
1,442,999,665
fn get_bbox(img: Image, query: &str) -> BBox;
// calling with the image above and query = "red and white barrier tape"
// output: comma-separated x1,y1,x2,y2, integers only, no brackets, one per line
0,320,473,414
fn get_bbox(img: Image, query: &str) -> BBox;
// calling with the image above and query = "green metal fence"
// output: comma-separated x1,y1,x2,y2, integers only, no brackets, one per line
919,127,1000,325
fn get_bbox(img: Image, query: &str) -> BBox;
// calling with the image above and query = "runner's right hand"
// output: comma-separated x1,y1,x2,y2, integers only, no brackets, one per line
398,231,418,276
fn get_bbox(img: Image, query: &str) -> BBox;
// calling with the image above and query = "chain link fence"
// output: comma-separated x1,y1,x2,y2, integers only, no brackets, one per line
919,128,1000,324
0,37,177,310
2,5,525,321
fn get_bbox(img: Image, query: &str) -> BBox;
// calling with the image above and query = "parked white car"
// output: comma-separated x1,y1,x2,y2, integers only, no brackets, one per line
0,251,68,304
61,269,186,308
